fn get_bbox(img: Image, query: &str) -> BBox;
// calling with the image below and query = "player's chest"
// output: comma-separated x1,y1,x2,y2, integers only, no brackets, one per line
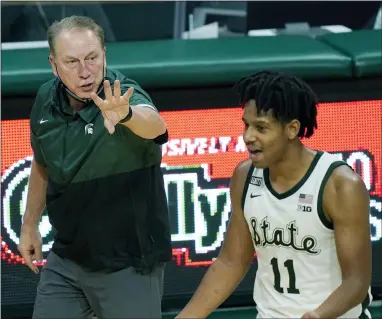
244,191,324,255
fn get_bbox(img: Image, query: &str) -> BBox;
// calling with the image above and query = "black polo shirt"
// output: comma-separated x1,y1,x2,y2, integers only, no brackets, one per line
30,69,172,272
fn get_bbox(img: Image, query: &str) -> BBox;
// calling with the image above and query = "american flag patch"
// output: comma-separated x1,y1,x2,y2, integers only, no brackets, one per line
299,193,313,204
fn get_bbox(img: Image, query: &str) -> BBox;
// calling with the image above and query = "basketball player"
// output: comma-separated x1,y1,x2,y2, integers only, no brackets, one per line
176,71,372,319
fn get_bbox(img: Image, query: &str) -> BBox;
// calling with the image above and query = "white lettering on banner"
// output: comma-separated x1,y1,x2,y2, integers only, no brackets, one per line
370,199,382,242
234,136,246,153
163,166,231,254
163,136,233,156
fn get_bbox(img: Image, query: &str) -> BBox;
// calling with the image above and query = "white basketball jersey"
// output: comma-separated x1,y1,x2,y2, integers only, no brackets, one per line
243,151,372,318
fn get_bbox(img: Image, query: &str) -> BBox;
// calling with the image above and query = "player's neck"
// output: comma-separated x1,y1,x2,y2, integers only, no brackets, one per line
268,145,316,190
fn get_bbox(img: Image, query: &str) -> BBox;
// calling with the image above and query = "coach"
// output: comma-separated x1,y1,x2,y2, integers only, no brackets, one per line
18,15,172,318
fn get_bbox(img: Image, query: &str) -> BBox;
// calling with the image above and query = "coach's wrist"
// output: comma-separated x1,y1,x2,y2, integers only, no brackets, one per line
119,107,133,123
22,214,41,227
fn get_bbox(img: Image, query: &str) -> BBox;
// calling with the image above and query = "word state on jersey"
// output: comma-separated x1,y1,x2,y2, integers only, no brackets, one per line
244,169,323,258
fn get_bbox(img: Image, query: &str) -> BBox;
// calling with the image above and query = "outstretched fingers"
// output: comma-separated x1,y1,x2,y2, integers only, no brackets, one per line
114,80,121,100
104,80,113,102
123,87,134,103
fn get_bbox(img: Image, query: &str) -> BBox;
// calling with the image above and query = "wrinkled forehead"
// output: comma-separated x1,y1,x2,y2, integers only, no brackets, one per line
55,29,103,58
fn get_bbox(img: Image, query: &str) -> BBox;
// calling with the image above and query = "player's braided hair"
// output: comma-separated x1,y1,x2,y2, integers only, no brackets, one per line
233,71,318,138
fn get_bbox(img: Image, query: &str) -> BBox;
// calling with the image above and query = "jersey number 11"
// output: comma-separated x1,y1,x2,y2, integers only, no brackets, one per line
271,257,300,294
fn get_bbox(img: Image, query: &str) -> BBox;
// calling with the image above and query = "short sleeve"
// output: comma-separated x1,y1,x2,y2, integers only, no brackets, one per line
118,80,167,144
129,91,158,112
29,84,49,167
128,90,168,144
119,80,158,112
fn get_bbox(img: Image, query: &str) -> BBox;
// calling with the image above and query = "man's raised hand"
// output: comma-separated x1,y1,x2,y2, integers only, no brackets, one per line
90,80,134,134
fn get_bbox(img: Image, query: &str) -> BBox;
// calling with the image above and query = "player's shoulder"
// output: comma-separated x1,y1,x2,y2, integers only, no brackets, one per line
231,159,253,191
229,159,253,210
233,159,253,178
325,162,368,200
321,155,369,222
315,150,361,186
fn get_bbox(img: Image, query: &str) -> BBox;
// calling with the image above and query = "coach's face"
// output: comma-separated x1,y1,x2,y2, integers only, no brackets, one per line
49,28,105,100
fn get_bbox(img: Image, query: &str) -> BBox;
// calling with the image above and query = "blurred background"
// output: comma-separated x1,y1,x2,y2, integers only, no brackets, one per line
2,1,382,42
1,1,382,318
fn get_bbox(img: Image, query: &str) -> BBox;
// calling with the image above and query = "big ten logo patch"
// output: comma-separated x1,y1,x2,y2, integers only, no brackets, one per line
297,205,312,212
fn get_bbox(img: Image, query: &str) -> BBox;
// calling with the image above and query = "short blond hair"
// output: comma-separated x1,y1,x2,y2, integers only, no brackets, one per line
47,15,105,56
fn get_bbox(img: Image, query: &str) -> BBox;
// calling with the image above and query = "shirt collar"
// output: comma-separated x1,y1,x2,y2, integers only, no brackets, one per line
77,102,100,123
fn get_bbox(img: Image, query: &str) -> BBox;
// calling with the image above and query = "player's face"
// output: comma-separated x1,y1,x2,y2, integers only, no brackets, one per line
49,29,105,99
242,101,290,168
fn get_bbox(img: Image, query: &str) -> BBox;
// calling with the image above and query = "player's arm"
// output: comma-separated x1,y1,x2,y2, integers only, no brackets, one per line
306,165,372,319
176,160,255,319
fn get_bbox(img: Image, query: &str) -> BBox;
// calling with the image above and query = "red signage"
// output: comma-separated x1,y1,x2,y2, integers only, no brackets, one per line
1,100,381,267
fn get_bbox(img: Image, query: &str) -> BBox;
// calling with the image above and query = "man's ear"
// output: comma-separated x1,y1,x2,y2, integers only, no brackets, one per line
286,119,301,140
48,55,58,77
